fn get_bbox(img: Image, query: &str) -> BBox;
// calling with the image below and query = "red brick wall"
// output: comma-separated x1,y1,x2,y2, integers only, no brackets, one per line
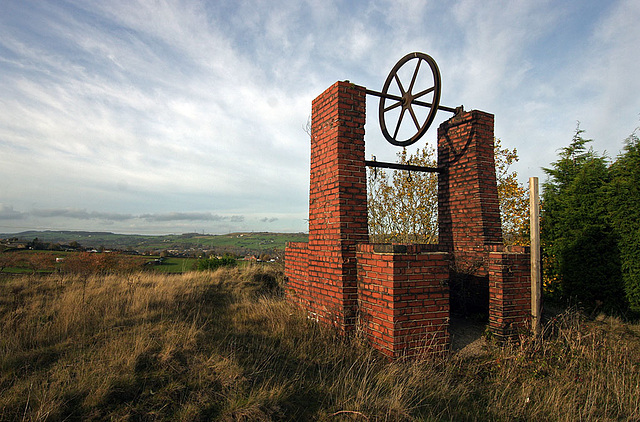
488,245,532,339
285,80,532,356
285,81,367,329
437,110,504,319
436,111,532,340
357,244,450,358
438,110,502,255
284,241,309,307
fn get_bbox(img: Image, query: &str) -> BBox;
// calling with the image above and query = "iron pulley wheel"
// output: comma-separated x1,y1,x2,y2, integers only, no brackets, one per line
378,52,442,147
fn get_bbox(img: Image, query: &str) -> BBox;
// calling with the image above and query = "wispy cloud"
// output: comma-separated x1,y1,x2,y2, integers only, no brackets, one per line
0,205,27,220
14,208,243,224
31,209,134,221
1,0,638,234
140,212,244,223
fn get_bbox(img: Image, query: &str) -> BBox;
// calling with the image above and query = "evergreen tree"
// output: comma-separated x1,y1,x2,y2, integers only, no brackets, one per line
542,127,624,310
608,131,640,312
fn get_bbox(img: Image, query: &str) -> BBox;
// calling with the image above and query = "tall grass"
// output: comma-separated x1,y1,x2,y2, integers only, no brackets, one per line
1,267,639,421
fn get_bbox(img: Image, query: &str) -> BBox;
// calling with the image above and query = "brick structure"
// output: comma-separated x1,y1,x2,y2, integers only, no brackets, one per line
488,245,532,338
437,111,495,317
285,81,367,329
357,244,450,358
285,81,532,357
436,111,531,338
438,110,502,253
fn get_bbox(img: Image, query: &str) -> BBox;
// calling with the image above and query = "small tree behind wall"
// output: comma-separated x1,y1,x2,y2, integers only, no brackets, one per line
367,139,529,245
368,146,438,244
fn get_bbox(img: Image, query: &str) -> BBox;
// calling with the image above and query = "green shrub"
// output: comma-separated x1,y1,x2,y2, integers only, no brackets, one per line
196,254,236,271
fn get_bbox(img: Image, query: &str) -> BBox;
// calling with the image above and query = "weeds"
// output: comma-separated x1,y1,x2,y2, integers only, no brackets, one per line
1,267,639,421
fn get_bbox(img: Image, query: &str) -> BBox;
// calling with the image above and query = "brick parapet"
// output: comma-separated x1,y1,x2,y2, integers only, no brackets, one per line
357,244,450,358
488,250,532,339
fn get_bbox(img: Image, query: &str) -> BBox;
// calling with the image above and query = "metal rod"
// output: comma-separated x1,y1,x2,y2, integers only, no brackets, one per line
366,89,402,101
365,89,460,114
364,160,443,173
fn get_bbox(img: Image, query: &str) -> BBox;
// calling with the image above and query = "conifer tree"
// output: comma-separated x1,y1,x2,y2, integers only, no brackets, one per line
541,126,624,310
608,132,640,312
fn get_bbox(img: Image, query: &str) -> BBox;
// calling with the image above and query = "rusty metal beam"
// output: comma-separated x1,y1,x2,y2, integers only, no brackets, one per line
364,159,443,173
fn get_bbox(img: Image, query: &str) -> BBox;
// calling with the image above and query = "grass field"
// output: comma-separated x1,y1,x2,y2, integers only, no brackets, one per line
0,250,200,275
1,266,639,421
151,257,199,273
1,231,309,255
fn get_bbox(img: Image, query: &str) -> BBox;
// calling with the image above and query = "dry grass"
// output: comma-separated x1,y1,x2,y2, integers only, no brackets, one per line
1,267,639,421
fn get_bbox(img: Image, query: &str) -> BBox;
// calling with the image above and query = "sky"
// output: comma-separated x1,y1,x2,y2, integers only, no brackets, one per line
1,0,639,235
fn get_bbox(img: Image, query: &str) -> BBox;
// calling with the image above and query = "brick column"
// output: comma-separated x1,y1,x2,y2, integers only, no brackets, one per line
437,110,503,316
298,81,368,329
437,110,502,253
488,245,532,339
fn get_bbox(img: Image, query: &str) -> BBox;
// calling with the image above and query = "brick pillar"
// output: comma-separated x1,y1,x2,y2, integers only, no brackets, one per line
305,81,368,329
437,110,502,253
437,110,503,316
488,245,532,339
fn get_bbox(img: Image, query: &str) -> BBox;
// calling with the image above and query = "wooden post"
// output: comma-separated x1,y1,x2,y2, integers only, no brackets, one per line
529,177,542,337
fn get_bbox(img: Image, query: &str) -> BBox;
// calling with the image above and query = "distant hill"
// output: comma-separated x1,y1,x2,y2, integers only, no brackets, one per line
0,230,308,256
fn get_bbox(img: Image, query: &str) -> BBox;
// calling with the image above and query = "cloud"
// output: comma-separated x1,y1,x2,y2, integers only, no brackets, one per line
0,0,637,235
573,0,640,147
260,217,279,223
140,212,244,223
0,206,244,225
30,209,134,221
0,205,26,220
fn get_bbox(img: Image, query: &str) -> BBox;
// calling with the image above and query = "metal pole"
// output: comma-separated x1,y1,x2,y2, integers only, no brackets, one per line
529,177,542,337
364,159,442,173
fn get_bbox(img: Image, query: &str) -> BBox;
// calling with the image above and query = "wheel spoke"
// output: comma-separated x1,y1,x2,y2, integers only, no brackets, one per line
384,100,403,113
413,86,435,99
394,73,406,95
393,108,406,139
408,58,422,94
408,105,420,130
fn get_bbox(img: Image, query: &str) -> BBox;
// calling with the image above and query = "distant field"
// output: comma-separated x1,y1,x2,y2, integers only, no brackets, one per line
0,250,200,275
1,230,309,254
